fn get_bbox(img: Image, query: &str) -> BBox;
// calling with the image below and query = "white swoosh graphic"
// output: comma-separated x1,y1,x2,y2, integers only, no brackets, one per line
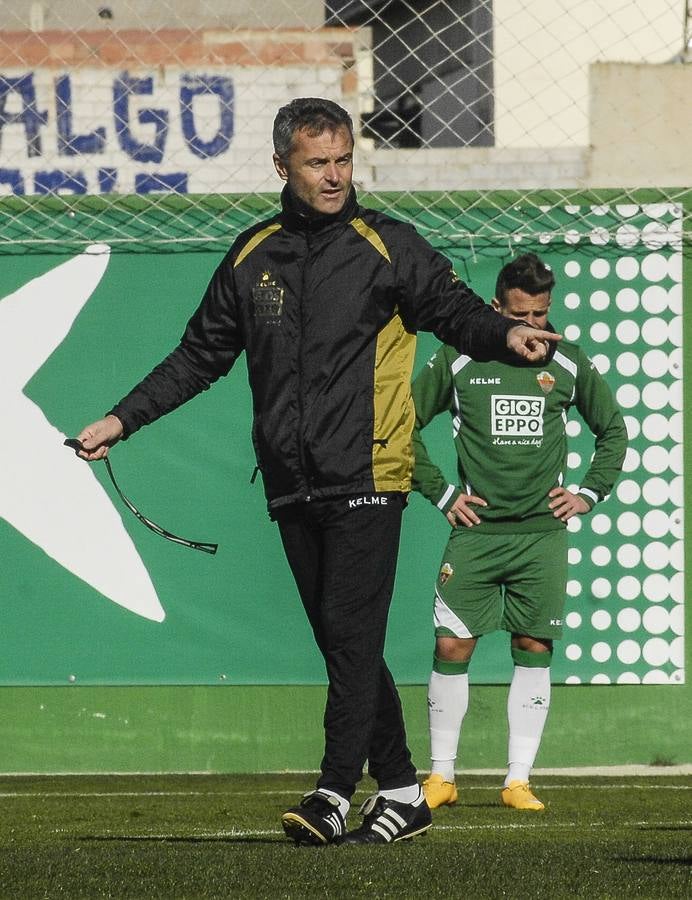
0,244,165,622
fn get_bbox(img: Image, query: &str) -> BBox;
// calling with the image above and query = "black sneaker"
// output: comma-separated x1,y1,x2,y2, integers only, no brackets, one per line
281,790,346,846
338,793,432,845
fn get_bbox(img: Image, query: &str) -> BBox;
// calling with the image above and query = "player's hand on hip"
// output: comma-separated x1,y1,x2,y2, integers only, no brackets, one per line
76,415,124,460
506,325,561,362
446,493,488,528
548,487,590,522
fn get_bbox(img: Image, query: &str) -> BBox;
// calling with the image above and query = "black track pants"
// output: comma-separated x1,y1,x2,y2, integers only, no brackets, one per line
275,492,417,800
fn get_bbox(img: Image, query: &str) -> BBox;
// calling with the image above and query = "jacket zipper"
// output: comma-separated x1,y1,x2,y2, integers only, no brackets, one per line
297,231,313,501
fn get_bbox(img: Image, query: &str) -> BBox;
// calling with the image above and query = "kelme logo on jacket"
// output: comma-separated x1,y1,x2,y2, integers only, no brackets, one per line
252,271,284,321
491,395,545,436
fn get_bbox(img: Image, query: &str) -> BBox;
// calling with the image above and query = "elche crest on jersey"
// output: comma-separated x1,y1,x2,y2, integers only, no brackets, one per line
439,561,454,584
536,371,555,394
252,271,284,320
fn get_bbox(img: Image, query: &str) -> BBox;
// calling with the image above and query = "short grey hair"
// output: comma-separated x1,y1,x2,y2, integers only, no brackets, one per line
273,98,354,159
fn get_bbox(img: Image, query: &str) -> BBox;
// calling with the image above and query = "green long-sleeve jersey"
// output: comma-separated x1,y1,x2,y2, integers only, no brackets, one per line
412,340,627,533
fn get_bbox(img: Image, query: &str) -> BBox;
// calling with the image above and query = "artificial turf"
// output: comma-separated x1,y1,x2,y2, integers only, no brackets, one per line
0,773,689,898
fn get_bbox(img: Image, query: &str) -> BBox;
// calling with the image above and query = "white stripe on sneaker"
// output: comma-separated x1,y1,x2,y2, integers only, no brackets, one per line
372,823,393,841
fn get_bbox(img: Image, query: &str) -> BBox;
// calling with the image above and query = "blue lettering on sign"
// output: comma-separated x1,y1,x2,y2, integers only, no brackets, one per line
135,172,188,194
98,167,118,193
0,74,48,157
35,170,88,194
56,74,106,156
0,168,25,194
179,75,233,159
113,72,169,163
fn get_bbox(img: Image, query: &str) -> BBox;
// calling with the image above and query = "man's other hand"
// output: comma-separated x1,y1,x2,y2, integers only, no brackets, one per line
75,415,124,460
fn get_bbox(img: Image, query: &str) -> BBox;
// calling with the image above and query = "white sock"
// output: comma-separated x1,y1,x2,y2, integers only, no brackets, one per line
378,784,423,805
505,665,551,786
428,670,469,782
319,788,350,819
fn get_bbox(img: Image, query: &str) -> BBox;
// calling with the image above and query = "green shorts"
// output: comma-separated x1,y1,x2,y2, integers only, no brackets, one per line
434,529,568,641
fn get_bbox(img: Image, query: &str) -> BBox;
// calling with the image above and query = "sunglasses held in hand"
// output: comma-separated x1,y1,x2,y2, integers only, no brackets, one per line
63,438,218,555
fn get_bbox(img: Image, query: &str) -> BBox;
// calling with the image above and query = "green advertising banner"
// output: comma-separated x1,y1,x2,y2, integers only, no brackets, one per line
0,193,686,686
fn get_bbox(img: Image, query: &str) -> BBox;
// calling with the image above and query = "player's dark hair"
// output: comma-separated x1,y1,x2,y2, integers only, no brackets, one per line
273,98,354,159
495,253,555,305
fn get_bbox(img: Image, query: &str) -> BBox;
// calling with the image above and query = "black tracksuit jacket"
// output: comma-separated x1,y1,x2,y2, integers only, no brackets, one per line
110,187,516,512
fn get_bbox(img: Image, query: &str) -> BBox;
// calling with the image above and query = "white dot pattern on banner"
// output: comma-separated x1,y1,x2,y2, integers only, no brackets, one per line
591,545,611,566
591,642,611,663
567,516,582,533
642,670,669,685
616,384,640,409
565,676,581,684
617,640,641,664
669,413,682,443
640,253,666,281
615,320,639,345
565,644,582,661
670,606,684,636
668,381,683,411
615,287,639,311
590,514,611,535
642,637,669,666
668,346,682,376
642,222,668,251
567,451,581,469
590,227,609,246
567,547,582,565
668,316,682,347
670,538,684,568
641,382,669,411
670,638,684,668
617,672,641,684
623,416,640,439
668,252,682,282
591,610,611,630
591,354,610,374
642,606,669,635
641,349,668,378
615,257,639,281
642,446,668,474
566,579,582,597
622,448,641,474
669,445,683,474
616,352,639,376
642,541,670,571
565,420,582,437
643,574,669,603
670,572,683,603
617,576,641,601
566,611,582,628
590,259,610,279
590,322,609,343
616,204,639,217
616,543,641,568
615,224,639,248
641,285,668,313
641,318,668,347
642,414,668,443
668,283,682,314
590,290,610,310
671,670,684,684
591,578,611,599
643,509,670,538
564,324,581,341
591,674,611,684
669,475,683,506
616,480,641,504
591,205,610,216
617,608,641,632
564,292,580,309
564,261,580,277
564,229,580,245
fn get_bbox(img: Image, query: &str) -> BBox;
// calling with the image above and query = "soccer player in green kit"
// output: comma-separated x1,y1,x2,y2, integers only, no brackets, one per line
412,253,627,811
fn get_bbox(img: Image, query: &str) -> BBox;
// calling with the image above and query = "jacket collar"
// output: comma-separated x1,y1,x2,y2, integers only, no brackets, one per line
280,185,359,233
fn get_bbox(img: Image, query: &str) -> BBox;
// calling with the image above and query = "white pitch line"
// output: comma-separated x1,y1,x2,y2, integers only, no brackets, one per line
1,783,690,799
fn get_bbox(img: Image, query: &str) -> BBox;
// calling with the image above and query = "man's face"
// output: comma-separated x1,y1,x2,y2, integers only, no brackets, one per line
492,287,551,329
273,124,354,216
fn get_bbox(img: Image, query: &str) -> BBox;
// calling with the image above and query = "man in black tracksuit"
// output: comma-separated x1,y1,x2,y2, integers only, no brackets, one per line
76,98,559,845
